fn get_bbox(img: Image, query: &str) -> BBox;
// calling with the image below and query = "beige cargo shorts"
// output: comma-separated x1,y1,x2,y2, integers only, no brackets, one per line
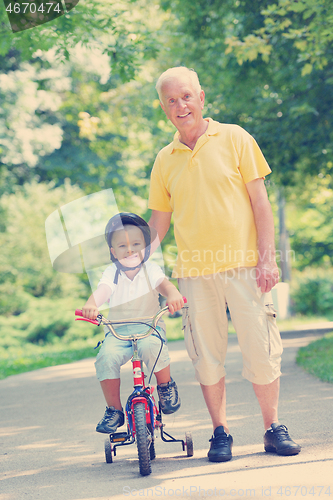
178,267,283,386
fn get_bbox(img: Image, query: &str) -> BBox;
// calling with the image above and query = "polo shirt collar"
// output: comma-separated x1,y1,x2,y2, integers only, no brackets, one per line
118,265,146,282
171,117,219,153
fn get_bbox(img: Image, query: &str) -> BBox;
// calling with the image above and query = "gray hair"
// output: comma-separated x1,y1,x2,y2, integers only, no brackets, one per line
156,67,202,102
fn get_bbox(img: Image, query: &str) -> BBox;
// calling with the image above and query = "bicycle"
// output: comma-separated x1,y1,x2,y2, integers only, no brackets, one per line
75,300,193,476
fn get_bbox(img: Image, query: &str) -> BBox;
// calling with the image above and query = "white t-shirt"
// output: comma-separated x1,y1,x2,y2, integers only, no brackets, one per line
98,261,166,328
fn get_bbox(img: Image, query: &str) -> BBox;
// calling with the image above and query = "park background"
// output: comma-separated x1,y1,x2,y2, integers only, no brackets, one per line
0,0,332,380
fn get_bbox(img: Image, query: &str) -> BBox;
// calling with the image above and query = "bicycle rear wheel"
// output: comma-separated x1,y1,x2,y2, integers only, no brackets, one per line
149,438,156,460
134,402,151,476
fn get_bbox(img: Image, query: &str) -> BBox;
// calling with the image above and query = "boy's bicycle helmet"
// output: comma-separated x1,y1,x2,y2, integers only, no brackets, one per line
105,213,151,283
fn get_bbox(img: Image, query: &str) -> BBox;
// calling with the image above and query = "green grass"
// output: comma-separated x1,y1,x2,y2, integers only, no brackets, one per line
1,313,332,381
296,332,333,383
0,340,98,380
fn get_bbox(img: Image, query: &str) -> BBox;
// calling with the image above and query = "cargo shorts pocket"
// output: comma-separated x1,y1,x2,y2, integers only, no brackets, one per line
182,308,198,361
265,303,283,358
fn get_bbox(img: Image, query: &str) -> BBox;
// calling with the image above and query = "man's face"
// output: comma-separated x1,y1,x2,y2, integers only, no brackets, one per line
160,75,205,136
110,225,146,268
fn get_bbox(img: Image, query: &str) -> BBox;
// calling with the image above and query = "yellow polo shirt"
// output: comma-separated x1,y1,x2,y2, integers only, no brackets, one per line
148,118,271,278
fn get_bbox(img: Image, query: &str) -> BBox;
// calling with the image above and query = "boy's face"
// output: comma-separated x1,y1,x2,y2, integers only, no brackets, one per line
110,225,146,268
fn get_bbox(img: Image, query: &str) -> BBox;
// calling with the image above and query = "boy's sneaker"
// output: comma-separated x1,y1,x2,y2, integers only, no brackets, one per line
264,423,301,456
96,406,125,434
157,378,181,414
208,426,233,462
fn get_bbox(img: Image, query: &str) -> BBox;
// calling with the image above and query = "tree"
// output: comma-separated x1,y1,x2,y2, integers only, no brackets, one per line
287,173,333,270
0,0,160,80
0,181,87,315
0,0,169,199
157,0,333,186
225,0,333,76
0,57,64,192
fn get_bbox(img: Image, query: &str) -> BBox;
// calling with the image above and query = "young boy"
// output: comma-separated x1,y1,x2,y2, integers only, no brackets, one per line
82,212,184,434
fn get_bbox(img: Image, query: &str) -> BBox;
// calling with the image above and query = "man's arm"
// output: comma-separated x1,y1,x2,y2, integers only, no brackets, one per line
148,210,172,252
246,178,279,293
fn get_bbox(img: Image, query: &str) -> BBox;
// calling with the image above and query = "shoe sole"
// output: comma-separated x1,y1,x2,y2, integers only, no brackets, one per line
264,446,301,456
161,404,181,415
208,454,232,462
96,427,118,434
96,424,123,434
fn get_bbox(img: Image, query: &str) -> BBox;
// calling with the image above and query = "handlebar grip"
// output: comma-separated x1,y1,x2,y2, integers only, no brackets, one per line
75,309,99,325
166,296,187,311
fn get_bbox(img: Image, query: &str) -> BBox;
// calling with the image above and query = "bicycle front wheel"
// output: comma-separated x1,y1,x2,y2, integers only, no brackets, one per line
134,402,151,476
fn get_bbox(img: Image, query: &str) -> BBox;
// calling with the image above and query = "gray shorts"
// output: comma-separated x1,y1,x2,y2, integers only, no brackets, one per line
178,267,283,385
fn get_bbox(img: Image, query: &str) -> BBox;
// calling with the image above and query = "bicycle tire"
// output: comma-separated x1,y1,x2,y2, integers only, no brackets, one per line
149,438,156,460
185,431,194,457
104,437,113,463
134,402,151,476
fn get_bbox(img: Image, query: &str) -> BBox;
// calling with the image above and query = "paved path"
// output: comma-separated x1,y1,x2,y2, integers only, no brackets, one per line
1,330,333,500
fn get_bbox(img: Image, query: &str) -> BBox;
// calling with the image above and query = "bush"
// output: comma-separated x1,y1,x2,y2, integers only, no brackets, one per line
290,268,333,318
0,283,30,316
26,316,71,344
0,181,88,303
0,296,97,348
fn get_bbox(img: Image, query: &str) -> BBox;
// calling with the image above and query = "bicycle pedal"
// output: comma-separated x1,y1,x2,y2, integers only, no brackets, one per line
110,432,129,443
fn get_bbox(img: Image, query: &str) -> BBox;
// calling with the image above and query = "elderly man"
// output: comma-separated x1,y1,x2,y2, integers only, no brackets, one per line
148,66,301,462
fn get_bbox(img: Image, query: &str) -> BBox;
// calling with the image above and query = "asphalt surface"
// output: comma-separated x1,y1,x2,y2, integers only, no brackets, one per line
1,328,333,500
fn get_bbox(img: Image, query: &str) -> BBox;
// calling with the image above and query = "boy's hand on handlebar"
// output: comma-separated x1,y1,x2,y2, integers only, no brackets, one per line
82,303,99,320
166,290,184,315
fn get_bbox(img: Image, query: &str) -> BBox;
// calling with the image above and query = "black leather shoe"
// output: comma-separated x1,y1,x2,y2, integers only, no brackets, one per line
264,423,301,456
207,426,233,462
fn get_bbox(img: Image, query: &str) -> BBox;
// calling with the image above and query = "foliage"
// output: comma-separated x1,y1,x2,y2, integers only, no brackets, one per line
0,59,64,189
296,332,333,383
287,174,333,269
0,0,168,199
290,268,333,318
35,64,162,202
0,42,156,198
158,0,333,188
225,0,333,76
0,0,160,80
0,181,87,315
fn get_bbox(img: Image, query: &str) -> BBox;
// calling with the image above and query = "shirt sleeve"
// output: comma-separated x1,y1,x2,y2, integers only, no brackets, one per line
148,152,173,212
146,262,167,289
98,265,116,294
235,126,271,184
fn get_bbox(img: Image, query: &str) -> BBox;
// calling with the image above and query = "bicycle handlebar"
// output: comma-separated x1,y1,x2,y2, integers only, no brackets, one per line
75,297,187,342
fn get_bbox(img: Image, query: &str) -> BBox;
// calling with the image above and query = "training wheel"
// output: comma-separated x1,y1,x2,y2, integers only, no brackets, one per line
104,437,113,463
185,431,193,457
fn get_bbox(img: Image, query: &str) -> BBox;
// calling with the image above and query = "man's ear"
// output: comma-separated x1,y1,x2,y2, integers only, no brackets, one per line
200,90,205,109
